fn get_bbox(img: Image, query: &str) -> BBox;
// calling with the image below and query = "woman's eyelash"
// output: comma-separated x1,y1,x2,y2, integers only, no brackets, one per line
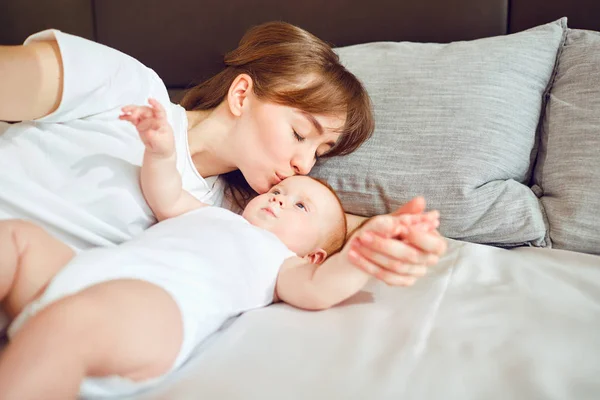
293,130,305,142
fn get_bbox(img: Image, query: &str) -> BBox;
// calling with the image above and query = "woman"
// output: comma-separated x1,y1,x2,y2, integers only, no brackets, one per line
0,21,445,288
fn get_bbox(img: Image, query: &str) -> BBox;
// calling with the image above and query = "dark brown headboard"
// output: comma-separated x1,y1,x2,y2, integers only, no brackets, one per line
1,0,599,94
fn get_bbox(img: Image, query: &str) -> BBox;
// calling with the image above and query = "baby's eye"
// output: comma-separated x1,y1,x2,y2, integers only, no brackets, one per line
295,202,306,211
272,190,280,195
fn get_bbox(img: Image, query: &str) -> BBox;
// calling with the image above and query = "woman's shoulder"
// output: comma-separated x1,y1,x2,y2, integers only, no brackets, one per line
26,29,171,124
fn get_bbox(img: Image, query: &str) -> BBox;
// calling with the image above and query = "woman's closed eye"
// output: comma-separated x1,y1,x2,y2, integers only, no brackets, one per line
293,128,327,161
293,129,305,142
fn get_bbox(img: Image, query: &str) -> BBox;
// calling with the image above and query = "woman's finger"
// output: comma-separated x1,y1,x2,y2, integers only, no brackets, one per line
348,249,417,286
356,231,431,265
352,238,404,272
403,230,448,256
397,210,439,228
351,239,428,277
390,196,426,216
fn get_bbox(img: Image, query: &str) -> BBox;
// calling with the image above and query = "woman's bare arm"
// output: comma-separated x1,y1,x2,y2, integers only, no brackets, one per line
0,41,63,122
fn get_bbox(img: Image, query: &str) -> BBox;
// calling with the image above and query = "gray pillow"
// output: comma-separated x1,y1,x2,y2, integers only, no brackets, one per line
311,19,567,247
532,28,600,255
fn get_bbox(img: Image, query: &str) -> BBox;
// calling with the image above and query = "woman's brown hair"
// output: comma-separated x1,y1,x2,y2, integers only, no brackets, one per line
181,21,374,209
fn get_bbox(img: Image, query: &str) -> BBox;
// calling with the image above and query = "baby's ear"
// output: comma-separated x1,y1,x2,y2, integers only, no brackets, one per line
304,248,327,265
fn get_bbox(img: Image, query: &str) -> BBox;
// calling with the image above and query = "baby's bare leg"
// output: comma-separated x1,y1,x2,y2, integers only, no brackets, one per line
0,279,184,400
0,219,75,318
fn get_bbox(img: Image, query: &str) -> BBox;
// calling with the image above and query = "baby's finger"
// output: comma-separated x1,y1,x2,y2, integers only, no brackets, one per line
148,98,167,121
421,210,440,222
361,215,402,238
120,106,153,125
139,106,155,121
136,118,160,133
121,105,138,114
118,113,134,122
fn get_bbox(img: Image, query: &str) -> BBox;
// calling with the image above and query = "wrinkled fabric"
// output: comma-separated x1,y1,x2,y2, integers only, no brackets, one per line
131,239,600,400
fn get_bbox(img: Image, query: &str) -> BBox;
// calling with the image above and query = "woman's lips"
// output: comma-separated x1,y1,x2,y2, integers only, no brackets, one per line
275,172,289,182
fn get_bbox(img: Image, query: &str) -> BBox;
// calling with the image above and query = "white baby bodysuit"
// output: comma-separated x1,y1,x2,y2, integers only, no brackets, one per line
8,206,297,398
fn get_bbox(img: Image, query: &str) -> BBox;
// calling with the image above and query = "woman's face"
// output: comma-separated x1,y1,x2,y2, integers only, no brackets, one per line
231,94,345,194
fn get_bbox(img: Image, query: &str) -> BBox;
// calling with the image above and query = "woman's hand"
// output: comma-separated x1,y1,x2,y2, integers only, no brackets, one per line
119,98,175,158
347,197,447,286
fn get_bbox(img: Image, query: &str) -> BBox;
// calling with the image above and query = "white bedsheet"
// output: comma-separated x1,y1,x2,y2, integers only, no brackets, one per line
131,238,600,400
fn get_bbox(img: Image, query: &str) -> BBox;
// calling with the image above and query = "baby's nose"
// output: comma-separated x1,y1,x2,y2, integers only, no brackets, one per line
269,196,284,207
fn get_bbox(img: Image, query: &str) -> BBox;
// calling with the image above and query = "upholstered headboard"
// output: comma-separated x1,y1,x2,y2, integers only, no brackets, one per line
1,0,598,96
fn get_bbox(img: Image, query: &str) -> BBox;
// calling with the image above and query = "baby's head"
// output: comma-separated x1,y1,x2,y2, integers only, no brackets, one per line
242,176,347,264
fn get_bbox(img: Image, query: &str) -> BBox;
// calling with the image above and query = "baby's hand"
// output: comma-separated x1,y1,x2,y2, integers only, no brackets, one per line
396,211,440,237
119,98,175,158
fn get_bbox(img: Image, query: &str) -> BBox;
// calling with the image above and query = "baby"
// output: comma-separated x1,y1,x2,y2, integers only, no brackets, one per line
0,99,439,399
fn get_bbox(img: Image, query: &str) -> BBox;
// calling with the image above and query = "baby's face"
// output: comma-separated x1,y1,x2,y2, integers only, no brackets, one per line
242,176,342,256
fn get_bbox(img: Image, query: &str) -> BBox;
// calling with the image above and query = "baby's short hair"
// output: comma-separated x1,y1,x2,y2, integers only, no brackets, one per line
309,177,347,256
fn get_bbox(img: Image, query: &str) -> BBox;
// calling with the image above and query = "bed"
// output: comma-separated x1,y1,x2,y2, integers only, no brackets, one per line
133,239,600,400
1,1,600,399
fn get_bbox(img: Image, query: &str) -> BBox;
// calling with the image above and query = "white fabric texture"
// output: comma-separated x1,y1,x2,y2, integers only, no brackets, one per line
8,206,296,398
0,29,226,253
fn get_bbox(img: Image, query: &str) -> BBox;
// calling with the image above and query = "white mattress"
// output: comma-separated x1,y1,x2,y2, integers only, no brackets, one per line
130,238,600,400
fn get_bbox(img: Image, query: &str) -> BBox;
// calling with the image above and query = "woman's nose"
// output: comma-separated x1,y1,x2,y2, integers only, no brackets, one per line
291,153,315,176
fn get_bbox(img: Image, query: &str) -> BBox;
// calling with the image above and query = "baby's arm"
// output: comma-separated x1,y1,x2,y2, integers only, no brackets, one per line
119,98,206,220
275,252,370,311
276,214,436,311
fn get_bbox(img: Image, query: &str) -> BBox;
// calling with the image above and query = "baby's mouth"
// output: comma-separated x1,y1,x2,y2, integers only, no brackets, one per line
261,207,277,217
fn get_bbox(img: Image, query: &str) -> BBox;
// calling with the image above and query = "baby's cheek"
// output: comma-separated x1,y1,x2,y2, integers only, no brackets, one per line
277,226,304,254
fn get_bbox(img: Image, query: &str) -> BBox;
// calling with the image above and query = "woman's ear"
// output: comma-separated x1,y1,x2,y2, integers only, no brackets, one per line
303,248,328,265
227,73,253,117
